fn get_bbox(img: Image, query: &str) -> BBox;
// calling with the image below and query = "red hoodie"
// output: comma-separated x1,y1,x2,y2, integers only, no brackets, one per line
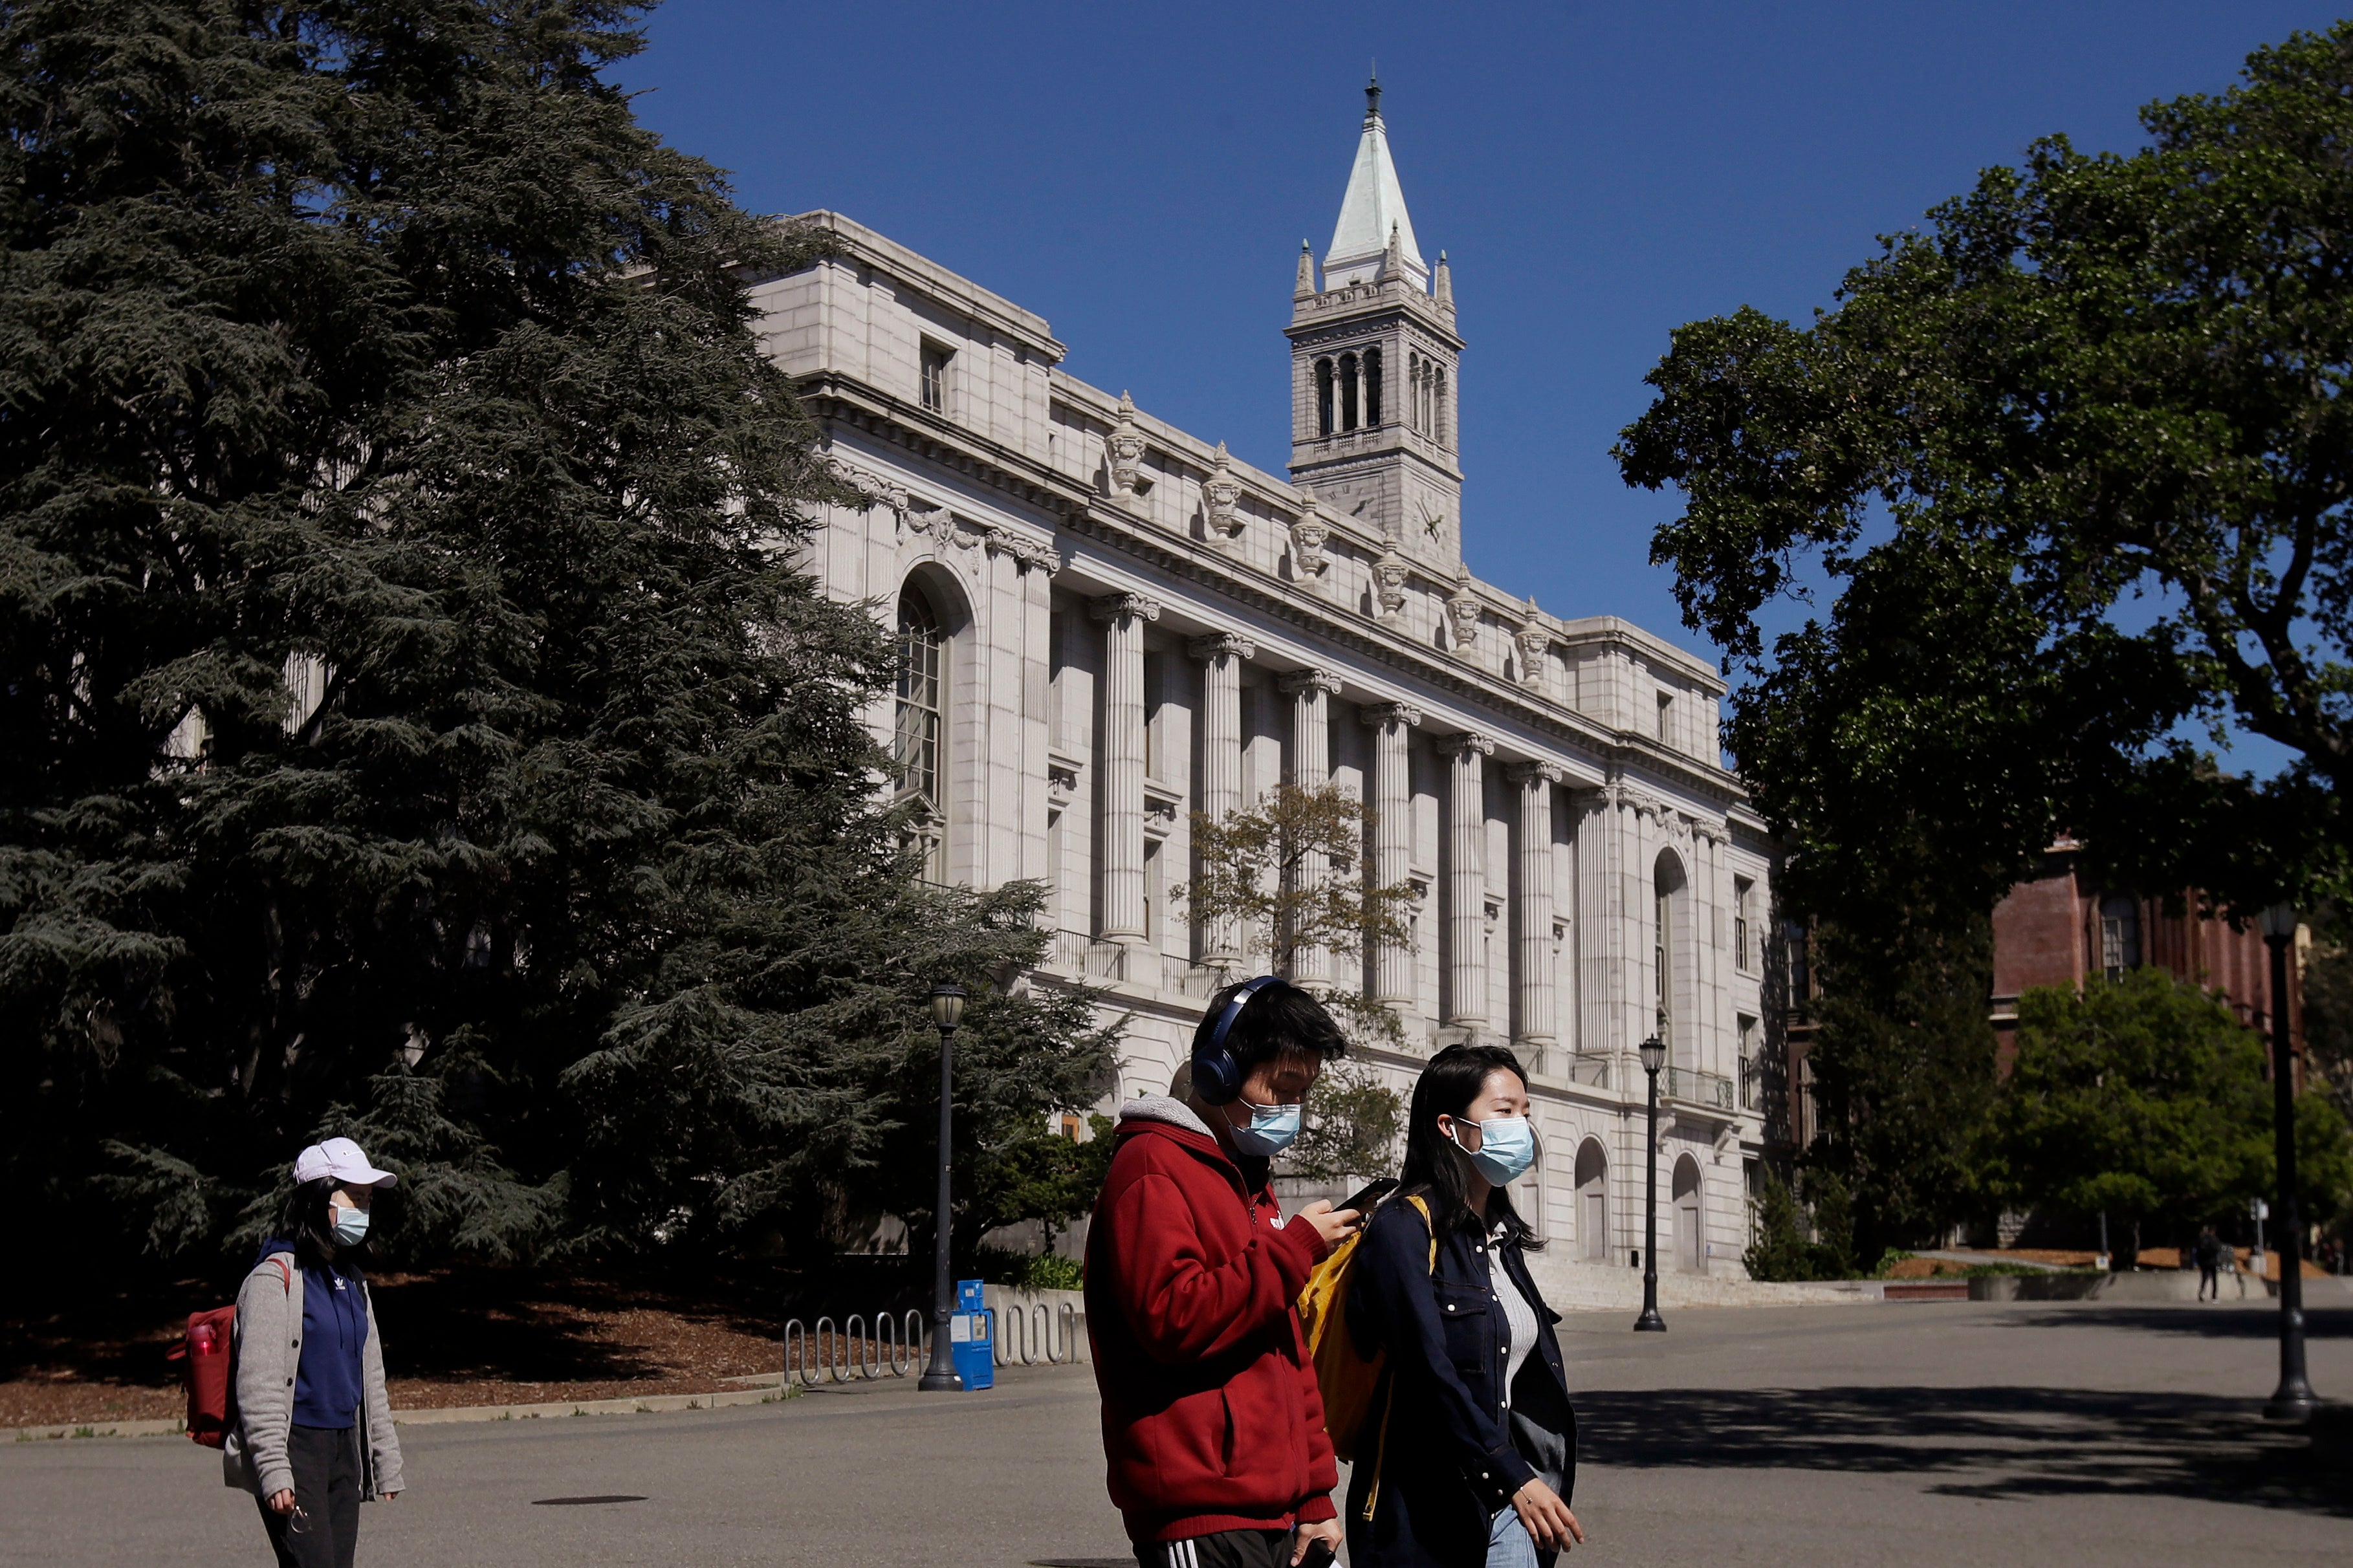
1084,1095,1340,1544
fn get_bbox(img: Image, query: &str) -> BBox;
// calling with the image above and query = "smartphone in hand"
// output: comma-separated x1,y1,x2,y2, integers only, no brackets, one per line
1341,1177,1399,1217
1297,1538,1337,1568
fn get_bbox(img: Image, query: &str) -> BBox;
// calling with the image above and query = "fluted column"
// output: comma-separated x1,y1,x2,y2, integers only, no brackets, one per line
1280,668,1342,986
1091,593,1160,943
1440,733,1495,1028
1575,785,1621,1058
1509,762,1563,1062
1189,632,1256,968
1361,702,1422,1004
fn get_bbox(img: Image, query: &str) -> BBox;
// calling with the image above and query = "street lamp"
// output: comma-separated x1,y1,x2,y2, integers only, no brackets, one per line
2255,904,2316,1422
919,983,969,1392
1634,1034,1668,1333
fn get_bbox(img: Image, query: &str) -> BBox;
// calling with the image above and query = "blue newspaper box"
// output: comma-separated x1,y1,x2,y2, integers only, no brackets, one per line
949,1278,994,1390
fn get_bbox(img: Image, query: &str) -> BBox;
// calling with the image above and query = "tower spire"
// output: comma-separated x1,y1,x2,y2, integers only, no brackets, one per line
1325,80,1425,290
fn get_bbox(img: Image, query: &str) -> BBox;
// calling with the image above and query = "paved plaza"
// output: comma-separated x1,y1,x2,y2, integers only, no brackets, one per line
5,1296,2348,1567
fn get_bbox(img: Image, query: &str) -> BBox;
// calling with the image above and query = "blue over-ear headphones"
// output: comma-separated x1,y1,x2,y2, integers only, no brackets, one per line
1192,975,1289,1106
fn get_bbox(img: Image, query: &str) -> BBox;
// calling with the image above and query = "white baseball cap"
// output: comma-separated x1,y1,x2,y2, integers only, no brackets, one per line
293,1137,397,1188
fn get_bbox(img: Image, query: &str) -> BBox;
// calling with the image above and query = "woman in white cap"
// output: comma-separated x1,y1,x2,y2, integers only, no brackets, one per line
223,1137,406,1567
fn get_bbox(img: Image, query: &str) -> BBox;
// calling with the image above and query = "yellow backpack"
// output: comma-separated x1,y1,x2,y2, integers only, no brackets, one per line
1295,1193,1434,1472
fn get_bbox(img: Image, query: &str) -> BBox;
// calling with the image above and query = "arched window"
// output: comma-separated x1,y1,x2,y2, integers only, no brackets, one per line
1575,1138,1608,1261
1339,353,1360,433
1363,346,1383,427
1315,358,1335,437
1673,1155,1705,1274
895,583,947,880
1654,850,1685,1062
1433,367,1449,446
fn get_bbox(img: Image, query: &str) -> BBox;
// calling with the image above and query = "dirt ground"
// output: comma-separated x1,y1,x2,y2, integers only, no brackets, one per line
1883,1247,2339,1279
0,1265,859,1430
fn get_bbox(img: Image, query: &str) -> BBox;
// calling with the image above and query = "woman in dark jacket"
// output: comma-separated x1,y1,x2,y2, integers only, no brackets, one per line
1346,1043,1581,1568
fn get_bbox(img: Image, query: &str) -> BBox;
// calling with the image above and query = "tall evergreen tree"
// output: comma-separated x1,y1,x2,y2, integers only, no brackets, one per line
0,0,1113,1275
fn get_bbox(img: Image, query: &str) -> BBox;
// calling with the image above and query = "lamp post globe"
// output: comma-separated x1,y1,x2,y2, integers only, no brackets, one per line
920,983,969,1391
2254,909,2317,1421
1634,1034,1668,1333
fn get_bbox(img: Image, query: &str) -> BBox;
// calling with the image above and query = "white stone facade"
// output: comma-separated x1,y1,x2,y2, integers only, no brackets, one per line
750,94,1778,1279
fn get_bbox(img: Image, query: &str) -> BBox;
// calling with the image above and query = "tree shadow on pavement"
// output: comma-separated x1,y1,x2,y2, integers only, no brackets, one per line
1575,1385,2348,1517
1995,1304,2352,1342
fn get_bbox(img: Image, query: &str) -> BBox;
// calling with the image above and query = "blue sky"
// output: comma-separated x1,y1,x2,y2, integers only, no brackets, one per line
617,1,2332,770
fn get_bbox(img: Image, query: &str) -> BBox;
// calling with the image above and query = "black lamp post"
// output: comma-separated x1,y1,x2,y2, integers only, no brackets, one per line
1634,1034,1668,1333
2256,906,2316,1422
919,983,969,1392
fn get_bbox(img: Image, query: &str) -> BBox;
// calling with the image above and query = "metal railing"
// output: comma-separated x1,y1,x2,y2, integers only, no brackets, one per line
994,1300,1084,1367
778,1310,925,1386
1662,1066,1735,1111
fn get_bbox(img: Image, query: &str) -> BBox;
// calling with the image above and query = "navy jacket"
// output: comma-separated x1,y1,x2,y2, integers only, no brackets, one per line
1342,1195,1575,1568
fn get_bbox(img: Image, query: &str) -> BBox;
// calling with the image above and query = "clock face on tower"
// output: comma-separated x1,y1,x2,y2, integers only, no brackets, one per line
1420,502,1447,541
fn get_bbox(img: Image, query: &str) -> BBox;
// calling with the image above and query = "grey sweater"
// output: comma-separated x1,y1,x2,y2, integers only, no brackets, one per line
222,1252,406,1501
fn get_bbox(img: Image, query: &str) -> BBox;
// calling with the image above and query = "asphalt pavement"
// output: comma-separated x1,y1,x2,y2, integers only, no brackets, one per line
4,1296,2347,1567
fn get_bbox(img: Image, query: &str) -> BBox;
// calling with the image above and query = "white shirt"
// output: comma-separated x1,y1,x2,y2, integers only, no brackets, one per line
1483,1225,1540,1410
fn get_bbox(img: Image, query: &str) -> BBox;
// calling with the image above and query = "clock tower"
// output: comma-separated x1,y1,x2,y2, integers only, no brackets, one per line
1287,79,1463,571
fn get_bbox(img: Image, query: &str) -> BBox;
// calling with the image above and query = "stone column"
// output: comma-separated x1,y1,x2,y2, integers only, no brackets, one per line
1091,593,1159,944
1280,668,1343,986
1361,702,1422,1004
1575,785,1622,1058
1510,761,1564,1063
1188,632,1256,968
1439,733,1495,1029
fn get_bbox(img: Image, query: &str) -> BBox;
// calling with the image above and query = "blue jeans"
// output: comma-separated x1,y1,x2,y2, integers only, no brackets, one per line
1487,1507,1538,1568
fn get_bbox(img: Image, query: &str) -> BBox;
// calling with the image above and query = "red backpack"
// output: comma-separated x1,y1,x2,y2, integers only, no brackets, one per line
170,1256,289,1448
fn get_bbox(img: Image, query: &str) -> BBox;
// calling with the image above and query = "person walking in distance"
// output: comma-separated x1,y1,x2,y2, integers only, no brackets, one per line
1085,977,1361,1568
2193,1226,2226,1302
1346,1043,1582,1568
224,1138,406,1567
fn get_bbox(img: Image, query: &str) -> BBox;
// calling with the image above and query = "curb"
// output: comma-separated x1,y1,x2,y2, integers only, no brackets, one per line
7,1375,807,1444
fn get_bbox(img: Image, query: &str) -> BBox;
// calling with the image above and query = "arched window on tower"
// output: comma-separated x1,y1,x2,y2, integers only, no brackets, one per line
895,583,947,881
1338,353,1360,433
1434,367,1449,447
1363,347,1382,426
1315,358,1335,437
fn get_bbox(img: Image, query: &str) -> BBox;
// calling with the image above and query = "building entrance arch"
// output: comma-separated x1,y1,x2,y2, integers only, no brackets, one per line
1672,1154,1704,1274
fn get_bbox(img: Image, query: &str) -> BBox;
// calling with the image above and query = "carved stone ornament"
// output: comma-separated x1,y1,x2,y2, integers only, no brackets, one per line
1201,441,1243,550
1513,596,1550,687
1437,731,1495,761
983,527,1063,574
1187,632,1258,664
1445,563,1481,652
1507,760,1566,789
1360,701,1424,730
1290,512,1331,587
1279,667,1344,698
1088,591,1163,625
1105,391,1149,502
1372,547,1410,622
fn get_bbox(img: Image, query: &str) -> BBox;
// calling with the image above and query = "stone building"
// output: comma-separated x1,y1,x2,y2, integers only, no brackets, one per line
753,85,1777,1280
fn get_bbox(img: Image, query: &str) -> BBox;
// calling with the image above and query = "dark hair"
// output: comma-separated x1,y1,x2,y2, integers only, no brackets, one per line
1399,1042,1543,1250
1191,979,1348,1085
278,1177,371,1275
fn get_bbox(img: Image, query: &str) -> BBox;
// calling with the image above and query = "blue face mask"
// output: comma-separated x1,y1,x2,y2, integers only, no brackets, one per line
332,1206,371,1246
1227,1100,1303,1158
1452,1116,1537,1186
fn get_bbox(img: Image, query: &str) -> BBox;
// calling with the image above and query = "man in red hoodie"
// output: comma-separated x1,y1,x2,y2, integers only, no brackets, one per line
1085,977,1361,1568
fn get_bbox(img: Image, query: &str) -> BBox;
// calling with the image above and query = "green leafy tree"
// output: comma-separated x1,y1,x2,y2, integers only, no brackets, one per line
1283,1062,1405,1183
1984,969,2273,1257
1616,22,2353,919
0,0,1111,1276
1744,1164,1855,1282
1804,919,1998,1263
1177,782,1411,1172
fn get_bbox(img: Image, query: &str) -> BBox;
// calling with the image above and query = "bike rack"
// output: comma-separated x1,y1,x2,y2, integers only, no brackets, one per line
780,1309,931,1384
